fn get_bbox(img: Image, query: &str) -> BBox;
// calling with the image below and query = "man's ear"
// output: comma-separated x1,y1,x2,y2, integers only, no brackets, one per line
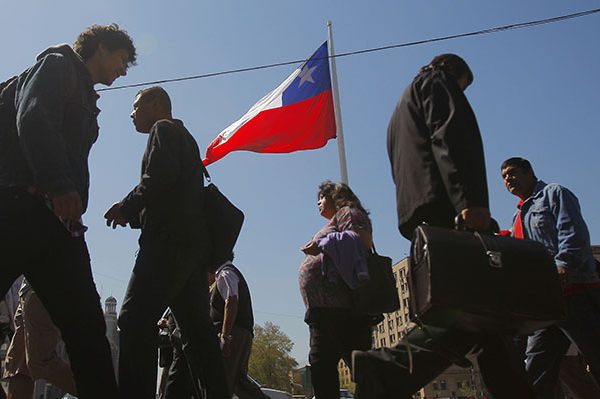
96,43,108,57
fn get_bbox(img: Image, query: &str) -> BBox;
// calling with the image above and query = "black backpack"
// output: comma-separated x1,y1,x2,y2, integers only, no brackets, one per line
199,165,245,271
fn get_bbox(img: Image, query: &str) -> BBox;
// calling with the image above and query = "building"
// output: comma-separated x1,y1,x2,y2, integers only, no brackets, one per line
104,296,119,376
592,245,600,262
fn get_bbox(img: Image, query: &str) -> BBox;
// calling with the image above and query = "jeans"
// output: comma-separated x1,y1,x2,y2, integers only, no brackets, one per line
0,189,117,399
526,288,600,398
118,232,229,399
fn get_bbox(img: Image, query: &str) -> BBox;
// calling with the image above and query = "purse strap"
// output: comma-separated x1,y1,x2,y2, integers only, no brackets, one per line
370,243,378,256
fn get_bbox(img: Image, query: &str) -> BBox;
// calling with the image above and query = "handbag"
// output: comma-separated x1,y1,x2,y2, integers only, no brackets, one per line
201,166,245,270
353,246,401,315
408,224,567,335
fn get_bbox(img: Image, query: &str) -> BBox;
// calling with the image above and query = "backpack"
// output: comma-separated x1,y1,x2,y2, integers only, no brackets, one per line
200,165,245,271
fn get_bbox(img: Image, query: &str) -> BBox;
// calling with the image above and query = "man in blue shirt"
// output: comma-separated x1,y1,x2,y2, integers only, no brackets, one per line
501,157,600,398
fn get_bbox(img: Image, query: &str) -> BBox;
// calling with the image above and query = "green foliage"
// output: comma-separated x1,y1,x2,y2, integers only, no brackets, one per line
249,321,299,391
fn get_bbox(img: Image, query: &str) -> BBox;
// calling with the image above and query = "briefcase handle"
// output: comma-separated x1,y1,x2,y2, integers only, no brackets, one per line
454,215,503,269
454,214,500,234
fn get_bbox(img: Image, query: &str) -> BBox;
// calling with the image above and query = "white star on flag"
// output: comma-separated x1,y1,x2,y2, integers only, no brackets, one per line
298,65,317,87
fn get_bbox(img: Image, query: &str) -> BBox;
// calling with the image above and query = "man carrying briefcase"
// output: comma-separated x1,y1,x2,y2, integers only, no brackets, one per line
352,54,535,399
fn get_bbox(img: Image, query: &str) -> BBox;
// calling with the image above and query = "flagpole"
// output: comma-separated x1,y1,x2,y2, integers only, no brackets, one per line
327,21,349,185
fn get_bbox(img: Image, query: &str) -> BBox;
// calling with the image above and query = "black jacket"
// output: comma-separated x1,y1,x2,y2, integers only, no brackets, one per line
0,45,99,210
119,119,206,243
387,69,488,239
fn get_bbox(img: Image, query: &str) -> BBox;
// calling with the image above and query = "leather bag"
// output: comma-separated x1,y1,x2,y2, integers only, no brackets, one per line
353,247,401,315
201,166,244,270
408,225,566,335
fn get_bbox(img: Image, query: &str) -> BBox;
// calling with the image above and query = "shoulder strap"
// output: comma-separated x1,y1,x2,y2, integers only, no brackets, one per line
200,161,211,183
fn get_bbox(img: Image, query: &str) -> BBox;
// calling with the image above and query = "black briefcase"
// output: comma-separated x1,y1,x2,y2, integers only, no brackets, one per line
408,225,566,335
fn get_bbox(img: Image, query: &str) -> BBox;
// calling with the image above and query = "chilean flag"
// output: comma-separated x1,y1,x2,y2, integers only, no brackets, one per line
203,42,336,165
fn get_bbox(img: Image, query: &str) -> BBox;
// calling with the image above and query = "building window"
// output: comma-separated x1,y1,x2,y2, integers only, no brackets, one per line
440,380,447,390
390,334,396,343
380,338,386,347
432,382,438,390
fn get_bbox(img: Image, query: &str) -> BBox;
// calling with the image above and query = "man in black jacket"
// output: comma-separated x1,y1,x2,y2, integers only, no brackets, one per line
352,54,534,399
105,86,229,399
387,54,490,238
0,24,135,399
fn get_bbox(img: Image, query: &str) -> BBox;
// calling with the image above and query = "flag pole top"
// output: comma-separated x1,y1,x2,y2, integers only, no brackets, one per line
326,20,349,185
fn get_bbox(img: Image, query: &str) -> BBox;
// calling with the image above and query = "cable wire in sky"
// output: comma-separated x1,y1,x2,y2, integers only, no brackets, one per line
99,8,600,92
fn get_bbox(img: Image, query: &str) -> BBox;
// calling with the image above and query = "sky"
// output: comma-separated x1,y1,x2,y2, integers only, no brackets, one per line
2,0,600,366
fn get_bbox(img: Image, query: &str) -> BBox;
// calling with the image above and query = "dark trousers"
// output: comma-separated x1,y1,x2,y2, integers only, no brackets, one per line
526,288,600,398
224,326,266,399
0,189,117,399
163,326,265,399
308,309,372,399
118,233,229,399
162,334,197,399
354,325,534,399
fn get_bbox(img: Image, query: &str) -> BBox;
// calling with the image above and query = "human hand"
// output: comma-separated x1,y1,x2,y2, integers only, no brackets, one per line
104,202,128,229
220,335,233,357
557,266,571,288
301,240,320,256
157,318,169,328
459,207,491,231
51,191,84,222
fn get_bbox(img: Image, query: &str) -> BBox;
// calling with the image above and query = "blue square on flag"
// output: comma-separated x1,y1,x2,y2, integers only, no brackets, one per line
283,42,331,106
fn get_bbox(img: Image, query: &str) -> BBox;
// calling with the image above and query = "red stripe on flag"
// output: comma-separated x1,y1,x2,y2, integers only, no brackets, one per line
203,90,336,165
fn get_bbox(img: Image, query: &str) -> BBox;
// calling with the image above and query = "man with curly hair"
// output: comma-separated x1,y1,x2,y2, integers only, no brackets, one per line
0,24,136,399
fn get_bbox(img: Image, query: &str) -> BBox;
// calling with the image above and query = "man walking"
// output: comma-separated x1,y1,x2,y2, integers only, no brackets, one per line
161,256,267,399
352,54,534,399
209,257,267,399
104,86,229,399
500,157,600,398
0,24,136,399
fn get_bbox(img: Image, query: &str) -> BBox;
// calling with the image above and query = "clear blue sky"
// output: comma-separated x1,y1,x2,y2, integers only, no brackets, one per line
3,1,599,365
